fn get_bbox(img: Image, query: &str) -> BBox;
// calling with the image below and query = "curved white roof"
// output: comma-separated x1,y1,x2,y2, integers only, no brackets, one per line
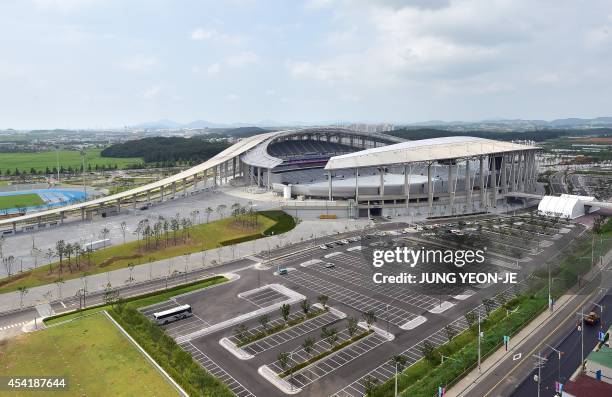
537,194,595,219
325,136,538,170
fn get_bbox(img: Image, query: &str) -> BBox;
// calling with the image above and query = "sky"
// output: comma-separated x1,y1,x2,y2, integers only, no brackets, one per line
1,0,612,129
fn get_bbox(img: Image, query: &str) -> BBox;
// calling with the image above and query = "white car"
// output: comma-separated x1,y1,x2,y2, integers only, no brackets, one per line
319,244,328,250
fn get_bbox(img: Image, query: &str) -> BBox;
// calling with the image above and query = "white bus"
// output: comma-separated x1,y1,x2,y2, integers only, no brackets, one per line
153,304,193,325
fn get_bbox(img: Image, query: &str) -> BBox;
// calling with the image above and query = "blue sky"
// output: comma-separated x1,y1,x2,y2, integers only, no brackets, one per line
1,0,612,129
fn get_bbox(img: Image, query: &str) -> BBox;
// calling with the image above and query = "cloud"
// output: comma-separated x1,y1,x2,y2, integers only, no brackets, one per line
225,52,259,67
120,56,159,72
190,28,244,45
207,63,221,76
142,85,162,99
32,0,100,10
226,93,240,101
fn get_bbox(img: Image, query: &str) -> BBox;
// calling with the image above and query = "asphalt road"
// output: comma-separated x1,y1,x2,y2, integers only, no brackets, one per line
510,293,612,397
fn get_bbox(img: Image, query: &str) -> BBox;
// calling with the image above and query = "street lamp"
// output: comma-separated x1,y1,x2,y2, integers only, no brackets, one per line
545,344,563,385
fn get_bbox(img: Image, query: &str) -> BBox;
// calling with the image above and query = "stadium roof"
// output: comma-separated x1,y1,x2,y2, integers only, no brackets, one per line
324,136,538,170
241,127,404,169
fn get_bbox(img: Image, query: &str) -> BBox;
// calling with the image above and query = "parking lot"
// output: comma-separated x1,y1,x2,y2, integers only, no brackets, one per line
133,213,583,397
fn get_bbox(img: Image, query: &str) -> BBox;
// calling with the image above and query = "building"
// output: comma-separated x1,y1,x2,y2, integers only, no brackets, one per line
0,127,540,233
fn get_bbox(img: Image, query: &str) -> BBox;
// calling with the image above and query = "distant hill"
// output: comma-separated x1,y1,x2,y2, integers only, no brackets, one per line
101,136,230,163
387,128,612,142
224,127,270,138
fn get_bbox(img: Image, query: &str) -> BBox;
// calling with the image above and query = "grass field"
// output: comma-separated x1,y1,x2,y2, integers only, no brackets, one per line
0,313,178,397
0,193,44,210
0,149,142,173
0,211,293,293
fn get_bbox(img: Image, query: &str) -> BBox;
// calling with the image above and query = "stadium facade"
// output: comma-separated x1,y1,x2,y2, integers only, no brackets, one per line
1,127,541,233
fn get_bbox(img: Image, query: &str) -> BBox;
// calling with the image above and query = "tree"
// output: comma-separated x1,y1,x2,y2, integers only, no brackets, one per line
393,354,408,372
233,324,249,343
2,255,15,277
277,352,290,372
482,298,495,315
445,325,457,341
259,314,270,332
216,204,227,219
362,310,377,330
205,207,213,223
17,286,28,307
300,299,311,316
100,227,110,246
0,235,4,258
465,311,477,329
346,316,359,338
321,326,338,348
55,240,66,275
317,294,329,309
120,221,127,244
302,337,315,358
280,303,291,322
363,375,379,396
421,340,438,364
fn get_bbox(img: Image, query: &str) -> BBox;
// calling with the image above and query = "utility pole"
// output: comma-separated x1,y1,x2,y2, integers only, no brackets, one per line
576,307,586,370
591,302,604,328
478,312,482,373
546,344,563,384
533,351,547,397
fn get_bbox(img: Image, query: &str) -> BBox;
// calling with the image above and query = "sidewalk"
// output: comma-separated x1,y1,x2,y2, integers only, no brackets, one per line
0,218,371,312
447,247,612,397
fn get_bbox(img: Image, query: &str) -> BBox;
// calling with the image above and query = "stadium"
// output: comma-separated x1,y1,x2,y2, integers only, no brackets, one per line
0,127,541,233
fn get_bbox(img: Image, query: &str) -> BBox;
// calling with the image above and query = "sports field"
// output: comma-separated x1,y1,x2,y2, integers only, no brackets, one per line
0,193,44,210
0,149,142,173
0,313,178,396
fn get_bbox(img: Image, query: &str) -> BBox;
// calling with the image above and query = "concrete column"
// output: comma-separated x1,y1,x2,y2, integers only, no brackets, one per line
466,160,472,208
516,153,523,192
479,157,485,208
160,185,164,201
449,163,456,211
172,182,176,197
37,216,42,228
328,171,333,200
404,164,412,209
257,167,262,187
213,167,218,187
355,168,359,202
379,167,385,197
12,221,16,233
147,190,151,203
81,208,85,220
182,178,186,194
267,168,271,190
224,161,228,184
60,211,65,224
501,155,508,195
491,157,497,207
117,198,121,210
133,195,136,210
427,163,433,214
232,157,236,179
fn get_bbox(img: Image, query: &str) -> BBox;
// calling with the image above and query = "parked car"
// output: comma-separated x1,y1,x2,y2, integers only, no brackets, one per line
585,311,600,326
324,262,336,269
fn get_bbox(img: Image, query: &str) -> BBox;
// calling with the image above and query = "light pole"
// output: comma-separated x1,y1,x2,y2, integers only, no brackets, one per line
533,350,547,397
478,312,482,373
591,302,604,328
546,344,563,385
576,307,586,370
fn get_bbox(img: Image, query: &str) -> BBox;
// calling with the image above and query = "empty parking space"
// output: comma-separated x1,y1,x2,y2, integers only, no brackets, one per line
319,253,443,311
289,332,388,389
240,287,287,307
331,282,526,397
243,311,341,355
284,270,417,327
181,342,255,397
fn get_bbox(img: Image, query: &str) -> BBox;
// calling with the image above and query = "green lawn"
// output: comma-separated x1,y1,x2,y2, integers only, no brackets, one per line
0,211,293,293
0,313,178,397
0,149,142,174
0,193,44,210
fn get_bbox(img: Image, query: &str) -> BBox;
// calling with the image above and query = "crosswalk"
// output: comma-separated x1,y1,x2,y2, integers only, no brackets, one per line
0,321,26,331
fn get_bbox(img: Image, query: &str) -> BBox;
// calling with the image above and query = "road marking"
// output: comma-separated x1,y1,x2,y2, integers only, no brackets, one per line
481,288,598,397
513,353,522,361
60,301,66,308
0,321,26,331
